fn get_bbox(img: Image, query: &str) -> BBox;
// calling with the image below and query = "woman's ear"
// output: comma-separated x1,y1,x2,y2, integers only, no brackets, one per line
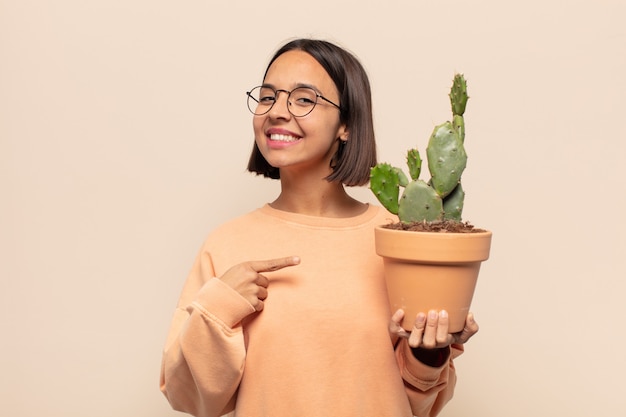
338,125,349,142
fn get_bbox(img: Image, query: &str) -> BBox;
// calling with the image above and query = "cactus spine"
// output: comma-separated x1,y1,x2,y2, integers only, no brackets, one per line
370,73,469,223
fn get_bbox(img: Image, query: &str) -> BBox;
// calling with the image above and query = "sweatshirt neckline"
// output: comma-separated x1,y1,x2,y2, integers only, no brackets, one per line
258,203,380,228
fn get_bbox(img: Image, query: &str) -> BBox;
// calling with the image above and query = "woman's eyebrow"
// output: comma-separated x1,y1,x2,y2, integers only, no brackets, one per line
261,82,321,92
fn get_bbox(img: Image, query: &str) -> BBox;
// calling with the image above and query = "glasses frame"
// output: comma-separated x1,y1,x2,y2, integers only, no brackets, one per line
246,85,342,117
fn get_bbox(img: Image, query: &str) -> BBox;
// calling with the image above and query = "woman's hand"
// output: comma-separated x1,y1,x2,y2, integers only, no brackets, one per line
218,256,300,312
389,309,479,349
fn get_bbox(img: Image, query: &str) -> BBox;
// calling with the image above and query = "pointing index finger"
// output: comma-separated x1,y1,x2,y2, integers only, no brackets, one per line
249,256,301,273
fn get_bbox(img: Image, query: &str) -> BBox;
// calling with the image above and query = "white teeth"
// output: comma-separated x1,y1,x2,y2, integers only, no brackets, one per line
270,134,300,142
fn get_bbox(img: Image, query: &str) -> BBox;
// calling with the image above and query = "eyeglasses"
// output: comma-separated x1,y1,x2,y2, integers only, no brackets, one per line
246,85,341,117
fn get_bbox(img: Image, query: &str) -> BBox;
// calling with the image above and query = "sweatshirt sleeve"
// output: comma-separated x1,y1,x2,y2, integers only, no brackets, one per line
160,249,256,417
395,340,465,417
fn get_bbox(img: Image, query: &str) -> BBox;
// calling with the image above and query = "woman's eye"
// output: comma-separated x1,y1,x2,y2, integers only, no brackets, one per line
259,96,276,103
295,97,315,105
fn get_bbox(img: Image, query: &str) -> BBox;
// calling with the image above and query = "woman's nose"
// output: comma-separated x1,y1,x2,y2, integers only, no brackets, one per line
268,91,292,119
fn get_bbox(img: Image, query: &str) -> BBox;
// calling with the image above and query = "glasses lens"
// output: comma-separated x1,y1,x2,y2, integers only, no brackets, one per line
288,87,318,117
247,86,276,115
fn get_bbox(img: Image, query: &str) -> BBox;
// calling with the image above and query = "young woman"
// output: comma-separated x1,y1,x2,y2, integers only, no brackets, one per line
160,38,479,417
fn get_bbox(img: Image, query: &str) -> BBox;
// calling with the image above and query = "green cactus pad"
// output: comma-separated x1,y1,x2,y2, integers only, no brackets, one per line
394,167,409,187
443,183,465,221
406,149,422,181
370,163,401,214
449,73,469,116
398,180,444,223
427,122,467,198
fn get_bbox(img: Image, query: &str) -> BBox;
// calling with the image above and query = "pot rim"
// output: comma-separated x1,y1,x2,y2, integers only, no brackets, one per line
374,225,492,263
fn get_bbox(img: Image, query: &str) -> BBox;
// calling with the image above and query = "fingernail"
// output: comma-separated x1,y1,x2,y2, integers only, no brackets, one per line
429,310,437,319
440,310,448,318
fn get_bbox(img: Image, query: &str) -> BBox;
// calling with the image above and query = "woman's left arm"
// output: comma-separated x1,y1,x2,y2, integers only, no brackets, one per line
390,310,479,417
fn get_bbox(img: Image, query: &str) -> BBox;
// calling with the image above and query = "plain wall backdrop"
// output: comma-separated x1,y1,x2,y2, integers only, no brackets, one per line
2,1,625,416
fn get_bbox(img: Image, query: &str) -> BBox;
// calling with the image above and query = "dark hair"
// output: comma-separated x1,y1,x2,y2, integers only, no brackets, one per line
246,38,377,186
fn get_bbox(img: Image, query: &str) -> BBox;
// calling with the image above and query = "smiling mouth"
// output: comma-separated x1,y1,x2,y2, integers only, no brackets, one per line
269,133,301,142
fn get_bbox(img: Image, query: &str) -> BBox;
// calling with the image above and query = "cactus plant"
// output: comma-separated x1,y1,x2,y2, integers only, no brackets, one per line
372,74,490,330
370,73,470,224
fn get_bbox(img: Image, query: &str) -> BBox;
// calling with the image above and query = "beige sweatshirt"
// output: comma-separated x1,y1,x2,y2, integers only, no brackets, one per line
160,204,463,417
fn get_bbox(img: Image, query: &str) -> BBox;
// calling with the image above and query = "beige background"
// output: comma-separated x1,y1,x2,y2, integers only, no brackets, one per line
2,1,625,416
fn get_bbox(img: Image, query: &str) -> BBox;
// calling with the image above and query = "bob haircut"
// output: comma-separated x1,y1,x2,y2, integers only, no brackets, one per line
247,38,377,186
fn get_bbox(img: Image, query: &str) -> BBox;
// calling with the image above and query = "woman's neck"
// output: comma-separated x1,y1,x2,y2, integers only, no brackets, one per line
270,174,367,218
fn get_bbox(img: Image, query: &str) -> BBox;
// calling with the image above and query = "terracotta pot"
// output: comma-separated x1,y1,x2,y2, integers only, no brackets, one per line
375,226,492,333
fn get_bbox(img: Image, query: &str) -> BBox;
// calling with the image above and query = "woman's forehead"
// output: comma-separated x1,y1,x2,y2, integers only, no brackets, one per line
264,50,336,93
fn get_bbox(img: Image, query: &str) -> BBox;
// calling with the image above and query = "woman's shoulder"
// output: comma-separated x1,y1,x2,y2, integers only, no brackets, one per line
206,206,267,236
369,204,398,226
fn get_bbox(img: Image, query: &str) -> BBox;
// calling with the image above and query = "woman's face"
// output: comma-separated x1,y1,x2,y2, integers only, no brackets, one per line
252,50,347,178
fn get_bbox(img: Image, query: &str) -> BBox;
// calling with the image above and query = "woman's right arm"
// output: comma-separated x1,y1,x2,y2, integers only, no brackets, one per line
160,250,256,417
160,250,300,417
